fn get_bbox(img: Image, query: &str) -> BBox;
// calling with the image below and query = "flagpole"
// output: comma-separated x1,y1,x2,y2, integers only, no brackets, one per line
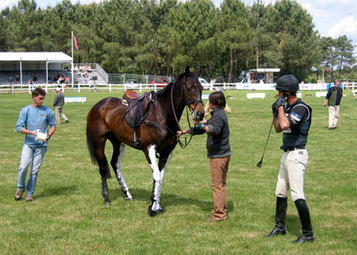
71,31,74,88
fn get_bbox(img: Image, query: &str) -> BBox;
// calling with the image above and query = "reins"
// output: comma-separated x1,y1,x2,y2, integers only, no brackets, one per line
170,76,198,149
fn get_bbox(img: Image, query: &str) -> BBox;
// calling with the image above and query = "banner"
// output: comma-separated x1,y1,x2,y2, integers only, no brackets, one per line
73,34,79,50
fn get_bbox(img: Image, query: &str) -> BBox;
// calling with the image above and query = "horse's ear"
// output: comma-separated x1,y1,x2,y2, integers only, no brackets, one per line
185,66,190,77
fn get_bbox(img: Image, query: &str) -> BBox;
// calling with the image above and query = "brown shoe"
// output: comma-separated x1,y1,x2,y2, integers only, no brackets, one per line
14,190,24,200
205,216,226,222
26,195,34,202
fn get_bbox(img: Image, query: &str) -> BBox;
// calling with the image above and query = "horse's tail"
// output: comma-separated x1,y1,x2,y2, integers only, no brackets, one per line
86,125,98,165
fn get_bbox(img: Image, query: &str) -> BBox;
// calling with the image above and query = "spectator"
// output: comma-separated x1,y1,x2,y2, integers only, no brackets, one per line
323,79,343,130
53,87,69,124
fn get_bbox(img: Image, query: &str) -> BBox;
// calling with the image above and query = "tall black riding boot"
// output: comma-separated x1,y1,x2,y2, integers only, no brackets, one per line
292,199,315,243
265,197,287,237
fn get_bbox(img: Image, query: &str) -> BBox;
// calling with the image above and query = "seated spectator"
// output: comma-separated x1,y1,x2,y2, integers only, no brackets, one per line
28,79,34,90
57,75,65,84
33,74,38,81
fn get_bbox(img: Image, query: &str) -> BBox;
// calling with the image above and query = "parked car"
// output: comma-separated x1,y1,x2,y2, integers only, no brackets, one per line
198,78,210,89
150,79,168,87
124,79,139,89
124,79,138,89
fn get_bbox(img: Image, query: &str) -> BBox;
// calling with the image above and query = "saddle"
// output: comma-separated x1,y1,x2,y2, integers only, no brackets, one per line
122,90,156,145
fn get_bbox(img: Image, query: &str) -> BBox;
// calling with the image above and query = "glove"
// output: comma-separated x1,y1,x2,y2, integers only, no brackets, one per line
272,102,277,116
275,97,287,110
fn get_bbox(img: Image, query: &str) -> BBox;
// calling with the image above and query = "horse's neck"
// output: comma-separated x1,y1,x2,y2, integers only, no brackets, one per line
157,84,185,127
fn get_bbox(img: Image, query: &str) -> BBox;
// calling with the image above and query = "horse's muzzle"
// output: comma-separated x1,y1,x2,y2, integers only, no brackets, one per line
192,104,205,122
194,111,204,121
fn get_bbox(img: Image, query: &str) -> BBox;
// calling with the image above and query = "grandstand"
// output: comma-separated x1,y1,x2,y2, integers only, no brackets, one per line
0,52,108,93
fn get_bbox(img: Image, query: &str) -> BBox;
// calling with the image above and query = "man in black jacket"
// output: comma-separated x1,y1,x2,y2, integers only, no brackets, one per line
53,87,69,124
323,80,343,130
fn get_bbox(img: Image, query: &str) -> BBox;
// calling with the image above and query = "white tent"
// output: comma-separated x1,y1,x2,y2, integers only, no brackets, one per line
0,52,72,85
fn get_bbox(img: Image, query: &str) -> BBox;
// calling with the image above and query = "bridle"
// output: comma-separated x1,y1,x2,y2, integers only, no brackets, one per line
170,74,202,148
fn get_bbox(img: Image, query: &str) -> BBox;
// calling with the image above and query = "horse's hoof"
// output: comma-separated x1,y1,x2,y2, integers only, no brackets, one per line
125,197,133,201
104,199,110,205
148,206,157,217
147,206,165,216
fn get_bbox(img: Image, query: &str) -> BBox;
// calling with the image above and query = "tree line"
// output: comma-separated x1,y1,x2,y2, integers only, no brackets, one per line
0,0,356,82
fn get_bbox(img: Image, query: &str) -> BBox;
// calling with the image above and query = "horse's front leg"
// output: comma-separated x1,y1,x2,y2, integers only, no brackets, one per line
146,145,173,216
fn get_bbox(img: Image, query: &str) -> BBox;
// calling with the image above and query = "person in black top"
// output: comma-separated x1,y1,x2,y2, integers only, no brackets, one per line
265,74,314,243
178,91,231,221
53,87,69,124
323,79,343,130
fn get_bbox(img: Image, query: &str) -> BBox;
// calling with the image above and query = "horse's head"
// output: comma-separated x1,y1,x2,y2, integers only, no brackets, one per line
181,67,205,122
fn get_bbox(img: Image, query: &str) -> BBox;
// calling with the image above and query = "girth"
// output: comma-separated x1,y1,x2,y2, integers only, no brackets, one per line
122,90,156,145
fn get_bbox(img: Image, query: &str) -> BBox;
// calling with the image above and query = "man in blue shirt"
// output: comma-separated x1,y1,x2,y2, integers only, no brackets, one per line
14,88,56,202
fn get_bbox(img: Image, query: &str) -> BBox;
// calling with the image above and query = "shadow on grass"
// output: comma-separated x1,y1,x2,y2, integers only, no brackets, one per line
286,214,303,236
109,187,235,214
36,185,78,198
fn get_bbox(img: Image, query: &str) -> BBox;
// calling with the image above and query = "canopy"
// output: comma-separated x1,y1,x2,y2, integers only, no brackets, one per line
0,52,72,62
0,52,73,86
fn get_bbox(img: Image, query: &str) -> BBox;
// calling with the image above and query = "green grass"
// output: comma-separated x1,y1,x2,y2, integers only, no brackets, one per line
0,89,356,254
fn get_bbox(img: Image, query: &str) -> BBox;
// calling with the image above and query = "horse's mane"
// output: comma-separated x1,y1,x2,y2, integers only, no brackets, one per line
156,72,186,96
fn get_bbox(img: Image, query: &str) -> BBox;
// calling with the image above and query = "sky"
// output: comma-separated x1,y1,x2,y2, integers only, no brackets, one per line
1,0,357,53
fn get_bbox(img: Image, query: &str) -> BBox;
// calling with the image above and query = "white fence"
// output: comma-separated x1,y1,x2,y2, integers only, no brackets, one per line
0,83,174,94
1,82,356,94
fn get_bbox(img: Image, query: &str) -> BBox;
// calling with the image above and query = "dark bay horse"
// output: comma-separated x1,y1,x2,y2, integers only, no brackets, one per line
86,67,205,216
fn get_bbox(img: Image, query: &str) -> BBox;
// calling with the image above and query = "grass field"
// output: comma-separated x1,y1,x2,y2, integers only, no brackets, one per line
0,89,356,254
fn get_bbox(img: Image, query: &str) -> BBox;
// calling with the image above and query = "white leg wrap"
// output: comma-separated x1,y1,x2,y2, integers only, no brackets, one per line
148,145,163,211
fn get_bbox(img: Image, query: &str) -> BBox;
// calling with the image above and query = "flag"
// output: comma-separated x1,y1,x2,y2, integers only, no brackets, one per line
73,34,79,51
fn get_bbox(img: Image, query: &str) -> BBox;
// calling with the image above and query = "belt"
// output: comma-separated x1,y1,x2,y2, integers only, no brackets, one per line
283,146,305,152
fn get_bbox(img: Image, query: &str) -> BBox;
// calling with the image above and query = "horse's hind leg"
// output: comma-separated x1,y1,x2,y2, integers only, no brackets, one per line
95,142,111,205
110,139,133,200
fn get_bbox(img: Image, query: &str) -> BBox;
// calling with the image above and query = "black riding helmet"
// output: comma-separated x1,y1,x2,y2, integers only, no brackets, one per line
275,74,299,93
